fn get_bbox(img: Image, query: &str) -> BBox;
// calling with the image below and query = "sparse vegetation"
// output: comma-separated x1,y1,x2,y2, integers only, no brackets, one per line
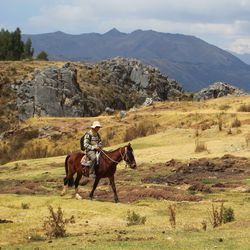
126,210,146,226
218,104,231,111
237,104,250,112
194,139,208,153
168,204,176,229
208,203,224,228
123,120,159,142
223,207,235,223
231,117,241,128
201,220,207,231
43,205,75,238
208,203,235,228
21,203,30,209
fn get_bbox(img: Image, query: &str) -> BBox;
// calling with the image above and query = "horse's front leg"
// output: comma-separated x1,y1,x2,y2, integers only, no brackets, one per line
89,177,100,200
109,176,119,203
75,172,83,200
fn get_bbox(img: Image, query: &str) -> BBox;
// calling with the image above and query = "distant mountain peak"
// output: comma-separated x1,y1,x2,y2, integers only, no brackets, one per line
103,28,125,36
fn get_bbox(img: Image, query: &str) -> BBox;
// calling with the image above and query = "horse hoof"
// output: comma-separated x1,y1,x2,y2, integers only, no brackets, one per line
75,193,82,200
115,199,119,203
60,192,65,196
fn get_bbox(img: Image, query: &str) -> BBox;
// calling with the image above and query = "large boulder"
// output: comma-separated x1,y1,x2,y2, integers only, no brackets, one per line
16,63,98,120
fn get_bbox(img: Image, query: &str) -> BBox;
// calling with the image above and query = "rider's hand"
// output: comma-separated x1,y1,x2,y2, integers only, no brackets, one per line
95,146,101,151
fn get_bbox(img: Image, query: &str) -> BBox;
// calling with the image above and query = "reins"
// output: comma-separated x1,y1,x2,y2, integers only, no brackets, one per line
100,147,127,165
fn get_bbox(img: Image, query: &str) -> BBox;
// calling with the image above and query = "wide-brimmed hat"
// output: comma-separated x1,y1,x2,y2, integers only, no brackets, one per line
91,121,102,128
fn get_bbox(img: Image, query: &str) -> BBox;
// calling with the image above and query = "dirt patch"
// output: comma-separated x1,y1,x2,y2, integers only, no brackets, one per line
0,179,53,195
79,185,201,203
142,154,250,187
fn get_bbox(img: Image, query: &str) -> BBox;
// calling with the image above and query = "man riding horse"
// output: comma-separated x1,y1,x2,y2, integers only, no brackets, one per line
80,121,102,178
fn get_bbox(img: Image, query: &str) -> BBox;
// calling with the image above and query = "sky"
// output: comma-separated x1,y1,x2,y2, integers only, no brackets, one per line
1,0,250,54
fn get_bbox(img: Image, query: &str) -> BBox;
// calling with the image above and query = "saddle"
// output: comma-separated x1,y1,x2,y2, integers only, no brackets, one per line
80,152,101,167
80,155,91,167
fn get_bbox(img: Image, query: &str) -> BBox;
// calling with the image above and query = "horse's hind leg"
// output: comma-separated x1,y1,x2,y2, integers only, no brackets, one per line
75,172,82,200
109,176,119,203
61,177,69,196
89,177,100,200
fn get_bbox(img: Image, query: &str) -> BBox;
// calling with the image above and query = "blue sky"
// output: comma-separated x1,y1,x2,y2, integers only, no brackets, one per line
1,0,250,53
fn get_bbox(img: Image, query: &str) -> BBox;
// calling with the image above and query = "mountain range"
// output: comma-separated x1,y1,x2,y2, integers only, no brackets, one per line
22,29,250,91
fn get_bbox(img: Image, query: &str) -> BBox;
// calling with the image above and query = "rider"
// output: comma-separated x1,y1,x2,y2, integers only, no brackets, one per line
83,121,102,178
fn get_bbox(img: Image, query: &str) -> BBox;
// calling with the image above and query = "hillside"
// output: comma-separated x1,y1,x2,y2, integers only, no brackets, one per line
22,29,250,91
1,96,250,249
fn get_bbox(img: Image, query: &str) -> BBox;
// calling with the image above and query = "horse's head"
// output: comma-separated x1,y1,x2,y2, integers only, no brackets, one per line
123,143,137,169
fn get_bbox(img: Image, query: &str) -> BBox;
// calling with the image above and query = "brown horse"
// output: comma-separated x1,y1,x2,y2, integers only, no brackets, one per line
61,143,136,202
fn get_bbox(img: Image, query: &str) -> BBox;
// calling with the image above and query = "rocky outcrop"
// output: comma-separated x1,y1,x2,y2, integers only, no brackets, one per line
16,58,185,120
193,82,248,101
16,64,100,120
96,57,184,102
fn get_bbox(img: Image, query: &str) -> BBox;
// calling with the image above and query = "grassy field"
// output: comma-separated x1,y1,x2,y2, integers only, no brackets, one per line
1,96,250,249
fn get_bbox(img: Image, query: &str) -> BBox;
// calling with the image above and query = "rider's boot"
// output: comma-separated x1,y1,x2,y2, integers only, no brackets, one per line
89,164,96,178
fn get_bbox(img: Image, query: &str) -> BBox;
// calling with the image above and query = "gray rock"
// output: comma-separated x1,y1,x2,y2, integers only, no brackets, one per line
143,98,153,106
194,82,248,101
16,64,89,120
105,107,115,115
120,110,127,118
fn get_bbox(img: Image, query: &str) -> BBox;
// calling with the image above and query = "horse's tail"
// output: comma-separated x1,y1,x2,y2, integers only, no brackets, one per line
64,155,70,175
64,154,74,187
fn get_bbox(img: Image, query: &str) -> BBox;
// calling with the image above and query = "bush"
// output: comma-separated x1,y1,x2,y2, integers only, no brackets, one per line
223,207,235,223
21,203,30,209
208,203,235,228
237,104,250,112
194,139,208,153
208,203,223,228
126,210,146,226
43,206,75,238
231,117,241,128
36,51,48,61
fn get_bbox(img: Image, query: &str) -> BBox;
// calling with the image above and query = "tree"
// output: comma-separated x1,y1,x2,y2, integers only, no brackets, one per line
0,27,35,61
9,28,23,60
36,51,49,61
22,38,34,59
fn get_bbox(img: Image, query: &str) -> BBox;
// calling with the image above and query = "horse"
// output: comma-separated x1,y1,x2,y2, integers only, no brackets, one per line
60,143,136,202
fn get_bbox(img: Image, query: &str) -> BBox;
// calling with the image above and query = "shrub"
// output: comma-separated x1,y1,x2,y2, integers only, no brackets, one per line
21,203,30,209
168,204,176,229
208,203,235,228
208,203,223,228
231,117,241,128
194,139,208,153
126,210,146,226
223,207,235,223
201,220,207,231
43,206,75,238
237,104,250,112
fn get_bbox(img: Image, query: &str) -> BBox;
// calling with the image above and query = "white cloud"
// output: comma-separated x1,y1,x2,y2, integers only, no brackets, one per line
228,37,250,53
